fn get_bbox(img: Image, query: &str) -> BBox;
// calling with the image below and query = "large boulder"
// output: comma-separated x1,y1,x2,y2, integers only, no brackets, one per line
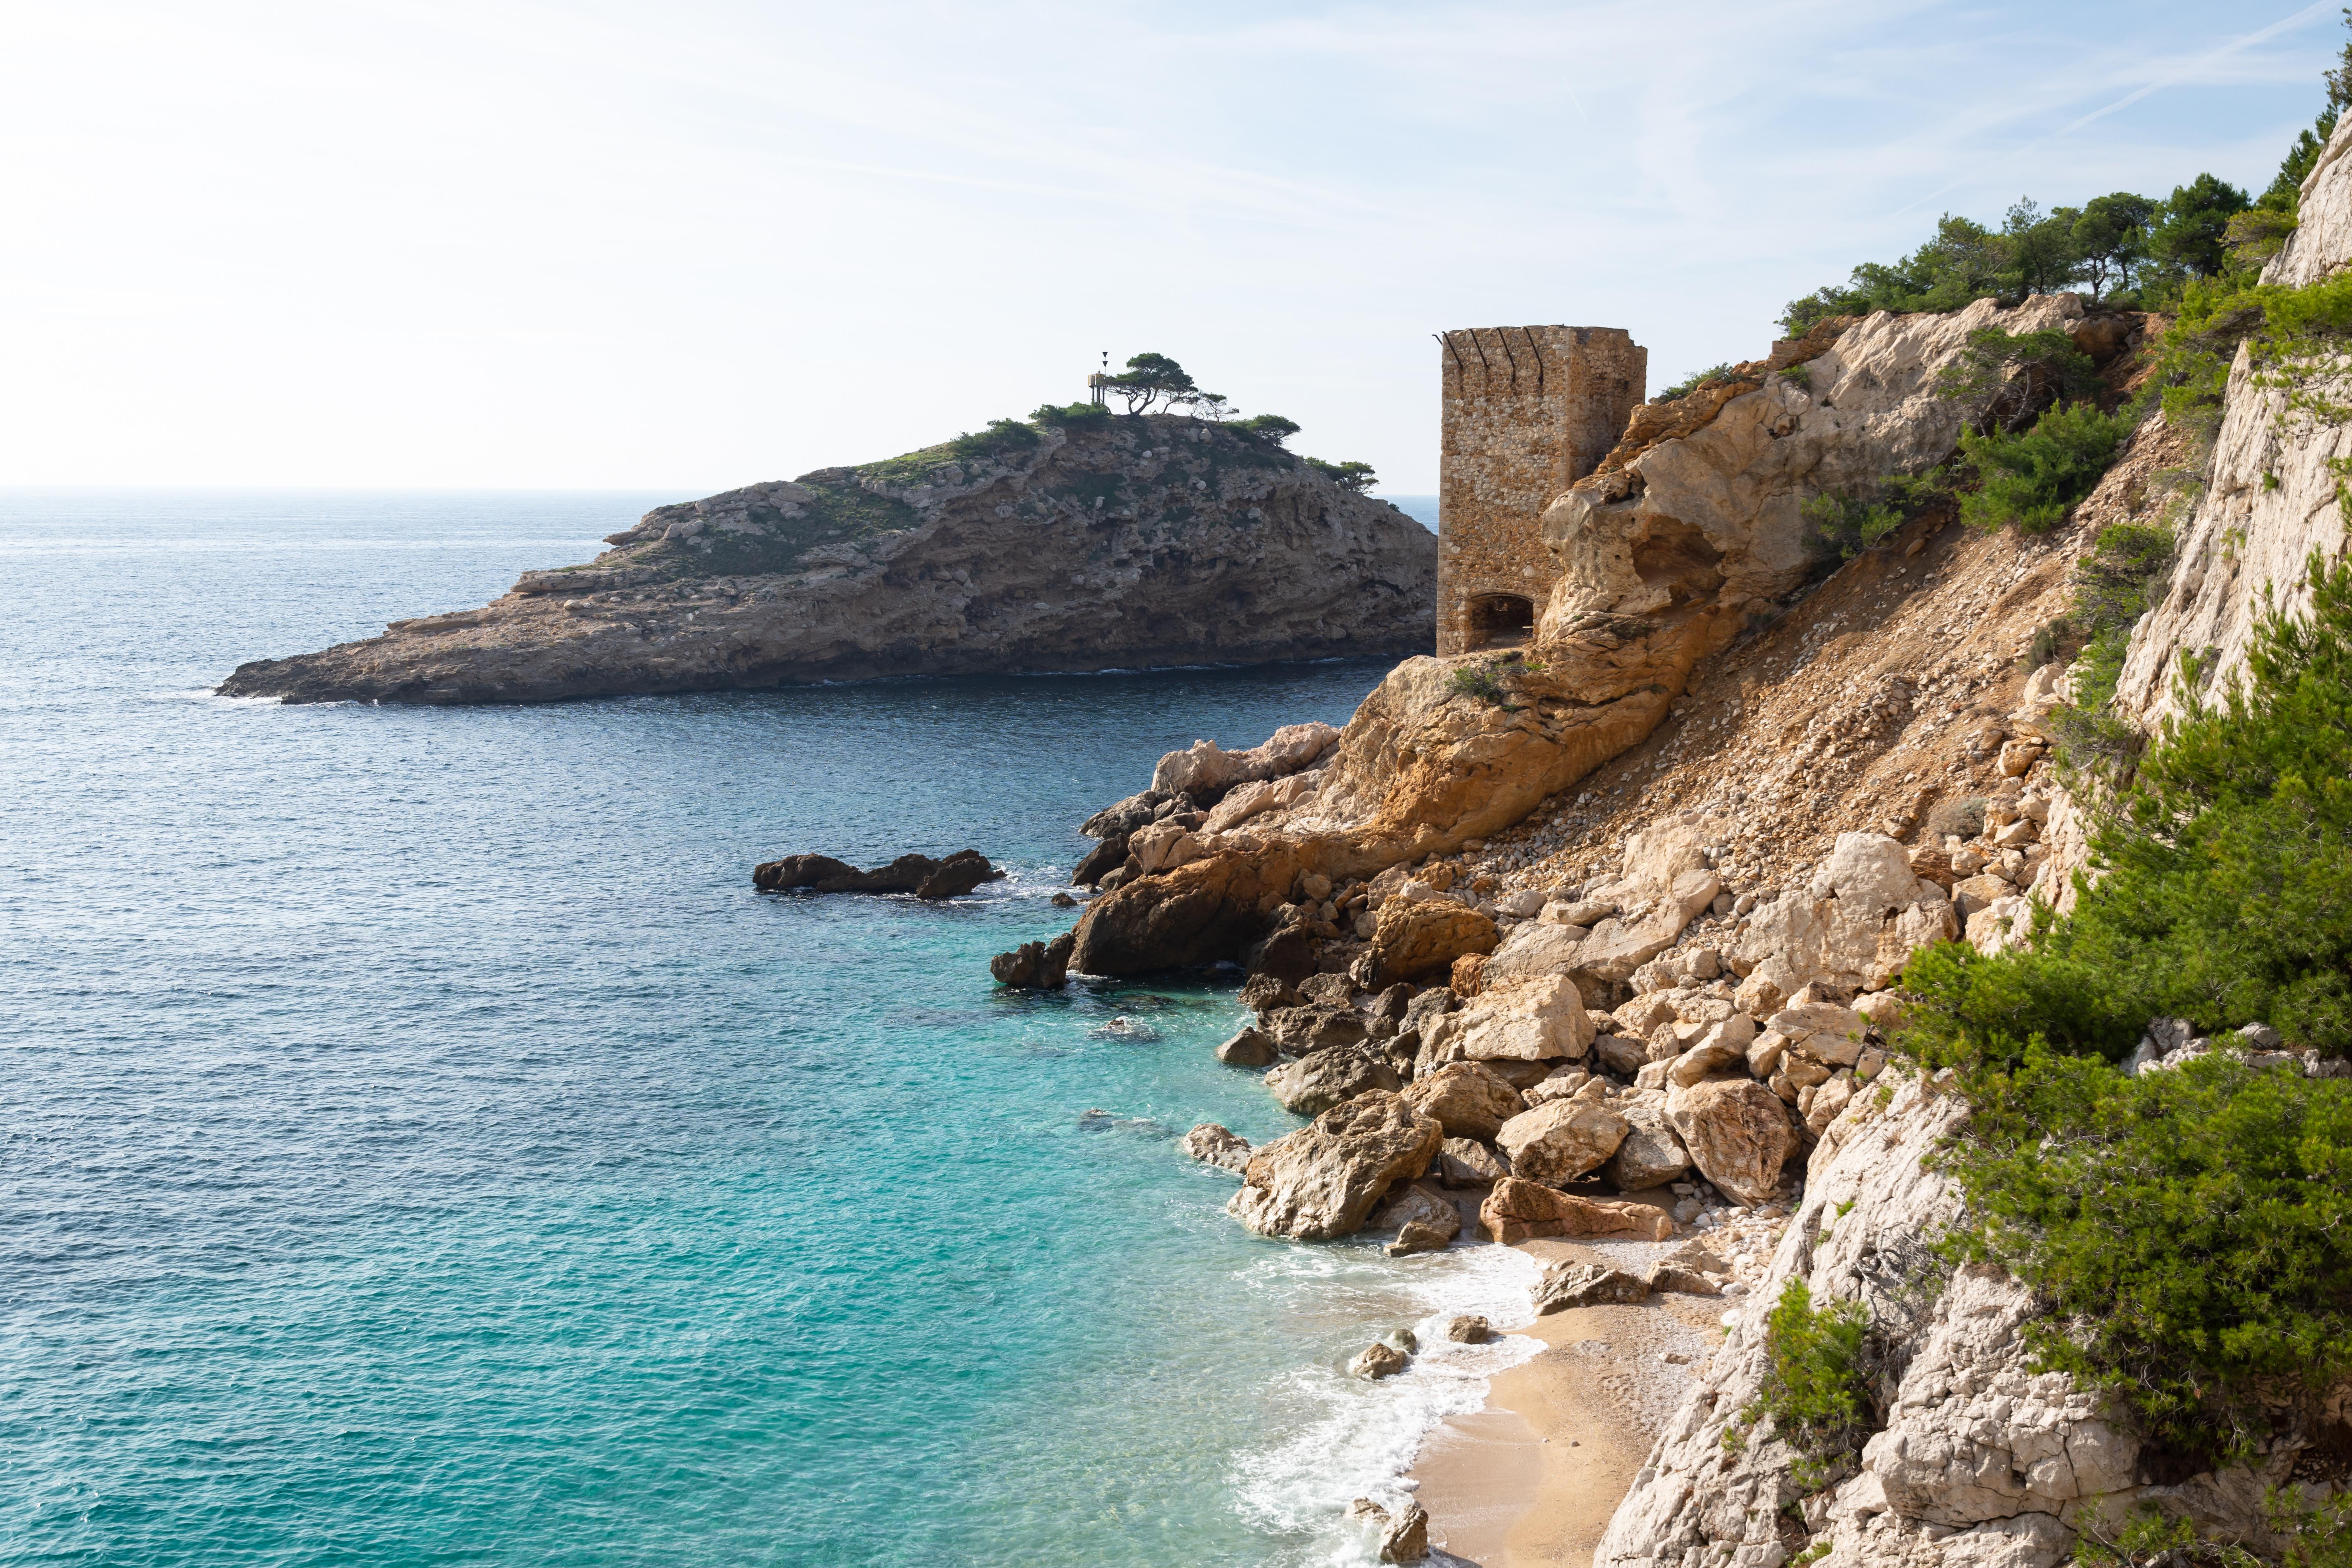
1265,1045,1403,1117
1374,1182,1462,1256
1665,1077,1795,1206
1602,1091,1692,1191
1368,898,1498,986
989,931,1074,989
1152,721,1339,798
1534,1261,1652,1314
1181,1123,1251,1171
1480,1177,1675,1243
1227,1091,1445,1240
1807,831,1942,913
1215,1026,1278,1066
1261,1004,1369,1056
1418,975,1594,1068
1494,1091,1630,1186
1437,1136,1511,1186
1402,1060,1527,1141
1479,920,1588,990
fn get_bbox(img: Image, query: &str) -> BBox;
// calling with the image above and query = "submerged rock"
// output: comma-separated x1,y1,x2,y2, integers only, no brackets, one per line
1181,1123,1251,1172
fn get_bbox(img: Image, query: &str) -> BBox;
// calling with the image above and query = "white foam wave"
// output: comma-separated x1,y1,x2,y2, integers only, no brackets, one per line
1225,1239,1544,1566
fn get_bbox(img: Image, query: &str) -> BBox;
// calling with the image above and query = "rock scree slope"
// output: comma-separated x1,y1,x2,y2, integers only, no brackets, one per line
216,413,1437,703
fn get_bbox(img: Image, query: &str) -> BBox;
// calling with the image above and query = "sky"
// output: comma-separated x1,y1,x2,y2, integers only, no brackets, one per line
0,0,2340,495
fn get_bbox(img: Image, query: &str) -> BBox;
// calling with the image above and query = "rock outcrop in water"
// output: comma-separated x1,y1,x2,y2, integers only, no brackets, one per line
753,849,999,899
216,414,1436,704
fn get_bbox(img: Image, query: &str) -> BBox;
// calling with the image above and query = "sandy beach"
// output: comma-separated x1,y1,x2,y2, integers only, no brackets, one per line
1413,1215,1791,1568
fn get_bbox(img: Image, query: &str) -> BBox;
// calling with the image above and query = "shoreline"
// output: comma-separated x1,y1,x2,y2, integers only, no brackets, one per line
1411,1221,1785,1568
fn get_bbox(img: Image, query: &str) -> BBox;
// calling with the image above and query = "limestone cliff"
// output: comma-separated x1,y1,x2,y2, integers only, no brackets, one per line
2113,114,2352,727
216,414,1436,704
1593,1079,2308,1568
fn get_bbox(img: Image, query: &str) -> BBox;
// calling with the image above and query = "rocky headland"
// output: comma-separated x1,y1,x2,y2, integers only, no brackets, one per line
1023,112,2352,1568
217,413,1436,703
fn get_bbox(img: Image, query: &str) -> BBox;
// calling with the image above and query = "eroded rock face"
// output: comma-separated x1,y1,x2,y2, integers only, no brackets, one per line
217,416,1435,704
1591,1078,2296,1568
1368,899,1498,986
1227,1091,1443,1241
1664,1077,1794,1206
1537,295,2087,635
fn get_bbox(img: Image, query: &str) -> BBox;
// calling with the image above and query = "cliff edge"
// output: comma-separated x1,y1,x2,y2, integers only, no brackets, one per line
217,413,1436,704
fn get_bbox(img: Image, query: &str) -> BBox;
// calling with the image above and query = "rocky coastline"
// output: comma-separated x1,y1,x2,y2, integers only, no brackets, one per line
986,119,2352,1562
216,413,1436,704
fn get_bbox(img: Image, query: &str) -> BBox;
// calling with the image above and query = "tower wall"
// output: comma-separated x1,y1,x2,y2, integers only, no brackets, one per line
1437,326,1645,655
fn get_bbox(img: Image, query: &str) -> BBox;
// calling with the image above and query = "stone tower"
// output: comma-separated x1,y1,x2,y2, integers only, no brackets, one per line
1437,326,1646,654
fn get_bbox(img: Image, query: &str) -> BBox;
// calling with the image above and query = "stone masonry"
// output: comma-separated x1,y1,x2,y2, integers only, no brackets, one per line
1437,326,1645,654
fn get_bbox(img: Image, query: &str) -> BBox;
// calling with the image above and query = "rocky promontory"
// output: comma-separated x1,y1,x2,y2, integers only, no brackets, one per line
218,413,1436,704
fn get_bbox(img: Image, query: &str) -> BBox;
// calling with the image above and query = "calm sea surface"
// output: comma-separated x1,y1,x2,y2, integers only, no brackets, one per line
0,490,1526,1568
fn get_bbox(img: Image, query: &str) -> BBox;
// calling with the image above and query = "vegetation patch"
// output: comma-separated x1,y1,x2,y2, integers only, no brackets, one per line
1933,1050,2352,1468
1739,1279,1873,1492
1898,554,2352,1469
1956,401,2137,534
1658,362,1738,401
1448,661,1510,705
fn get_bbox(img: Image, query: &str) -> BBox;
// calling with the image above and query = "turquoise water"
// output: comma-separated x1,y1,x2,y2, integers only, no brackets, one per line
1,492,1532,1567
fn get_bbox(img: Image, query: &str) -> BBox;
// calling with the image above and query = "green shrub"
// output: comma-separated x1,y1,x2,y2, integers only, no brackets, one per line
1305,457,1378,493
1898,554,2352,1470
941,418,1042,461
1779,363,1813,390
1956,401,2135,533
1031,401,1112,432
1803,491,1904,560
1905,554,2352,1068
2272,1490,2352,1568
1937,1050,2352,1467
1659,363,1738,401
1448,662,1508,705
1233,413,1300,445
1936,327,2100,429
1747,1280,1872,1491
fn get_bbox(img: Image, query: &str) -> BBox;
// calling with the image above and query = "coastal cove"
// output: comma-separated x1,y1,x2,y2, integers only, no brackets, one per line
2,490,1514,1567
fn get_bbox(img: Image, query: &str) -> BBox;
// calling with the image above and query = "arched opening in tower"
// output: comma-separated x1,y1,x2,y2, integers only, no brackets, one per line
1465,593,1536,650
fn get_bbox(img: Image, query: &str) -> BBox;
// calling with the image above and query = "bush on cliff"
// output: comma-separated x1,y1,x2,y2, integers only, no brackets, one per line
1907,552,2352,1067
1305,457,1377,493
1936,1048,2352,1467
1031,401,1112,431
1740,1280,1873,1491
1955,401,2135,534
943,418,1043,462
1902,554,2352,1465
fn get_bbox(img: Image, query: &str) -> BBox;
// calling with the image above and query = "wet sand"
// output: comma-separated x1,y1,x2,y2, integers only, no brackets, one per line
1411,1235,1733,1568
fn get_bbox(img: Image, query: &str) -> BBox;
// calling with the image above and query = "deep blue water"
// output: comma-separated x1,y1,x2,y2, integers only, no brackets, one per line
0,491,1530,1568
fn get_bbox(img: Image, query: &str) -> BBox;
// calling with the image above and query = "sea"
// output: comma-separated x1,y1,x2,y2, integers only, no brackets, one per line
0,489,1550,1568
